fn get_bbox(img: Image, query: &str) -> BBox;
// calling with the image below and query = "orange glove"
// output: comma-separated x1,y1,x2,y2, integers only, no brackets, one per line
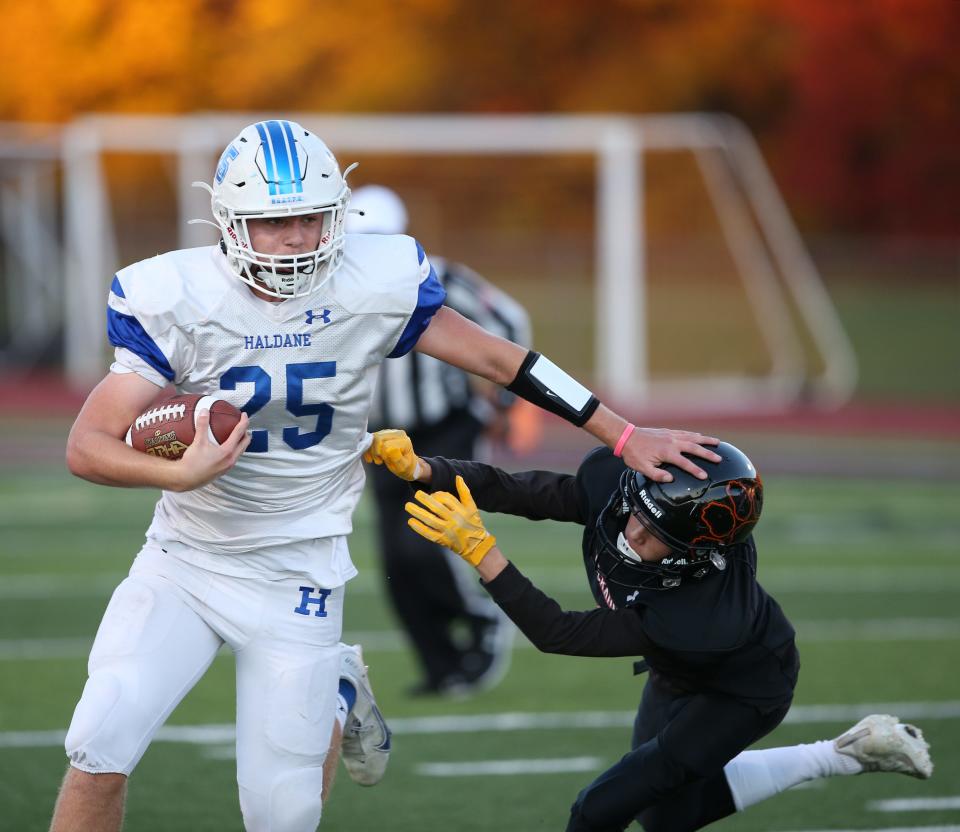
405,476,496,566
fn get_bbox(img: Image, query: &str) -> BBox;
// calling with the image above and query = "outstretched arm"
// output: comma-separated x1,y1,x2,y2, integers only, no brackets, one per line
415,306,720,481
364,429,584,523
403,477,652,657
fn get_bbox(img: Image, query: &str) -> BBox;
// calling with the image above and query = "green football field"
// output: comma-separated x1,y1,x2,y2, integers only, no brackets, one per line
1,447,959,831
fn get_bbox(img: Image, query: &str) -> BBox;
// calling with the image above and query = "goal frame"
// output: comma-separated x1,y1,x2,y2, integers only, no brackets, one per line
61,112,857,408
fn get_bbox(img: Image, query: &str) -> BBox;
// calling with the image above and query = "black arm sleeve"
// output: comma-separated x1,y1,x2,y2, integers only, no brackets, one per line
423,456,586,524
483,562,654,657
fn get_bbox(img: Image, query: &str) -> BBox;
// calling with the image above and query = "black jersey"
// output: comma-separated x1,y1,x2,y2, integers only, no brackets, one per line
424,448,799,711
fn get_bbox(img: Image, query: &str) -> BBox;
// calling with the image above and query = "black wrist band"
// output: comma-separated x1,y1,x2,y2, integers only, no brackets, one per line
506,351,600,427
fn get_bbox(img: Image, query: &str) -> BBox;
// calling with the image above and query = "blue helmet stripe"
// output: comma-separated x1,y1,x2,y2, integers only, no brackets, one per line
280,120,304,193
254,122,278,196
266,120,295,195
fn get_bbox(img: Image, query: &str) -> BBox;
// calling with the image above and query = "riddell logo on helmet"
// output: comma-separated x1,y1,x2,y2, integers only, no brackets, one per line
638,489,663,518
225,226,250,250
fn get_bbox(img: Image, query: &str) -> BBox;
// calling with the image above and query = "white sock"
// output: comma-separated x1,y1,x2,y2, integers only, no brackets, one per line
724,740,864,811
335,693,349,733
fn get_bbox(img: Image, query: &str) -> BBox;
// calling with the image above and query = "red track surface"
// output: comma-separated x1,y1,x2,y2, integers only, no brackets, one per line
2,371,958,439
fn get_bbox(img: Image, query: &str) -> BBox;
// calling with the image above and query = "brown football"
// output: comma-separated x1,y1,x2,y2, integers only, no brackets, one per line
125,393,243,460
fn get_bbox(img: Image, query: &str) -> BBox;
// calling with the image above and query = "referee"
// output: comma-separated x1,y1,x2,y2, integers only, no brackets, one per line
346,185,533,696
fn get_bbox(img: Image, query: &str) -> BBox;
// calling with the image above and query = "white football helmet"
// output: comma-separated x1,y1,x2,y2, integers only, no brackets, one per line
344,185,409,235
196,120,353,298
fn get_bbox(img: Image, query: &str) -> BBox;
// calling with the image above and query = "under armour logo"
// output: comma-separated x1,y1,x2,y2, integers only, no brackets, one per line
305,309,331,325
294,586,332,617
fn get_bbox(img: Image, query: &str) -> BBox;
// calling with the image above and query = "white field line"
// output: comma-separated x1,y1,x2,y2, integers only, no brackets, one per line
4,614,958,662
0,574,125,599
417,756,604,776
0,638,234,661
795,618,960,642
3,700,960,750
0,637,94,660
781,827,960,832
203,745,238,760
207,746,609,773
4,568,960,600
869,797,960,812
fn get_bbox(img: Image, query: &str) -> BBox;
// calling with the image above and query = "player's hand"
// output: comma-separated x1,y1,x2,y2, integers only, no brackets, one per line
405,476,496,566
175,409,250,491
622,427,721,482
363,429,425,481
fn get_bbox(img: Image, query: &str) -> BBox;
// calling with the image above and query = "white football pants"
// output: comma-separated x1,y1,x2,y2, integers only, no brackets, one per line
64,541,345,832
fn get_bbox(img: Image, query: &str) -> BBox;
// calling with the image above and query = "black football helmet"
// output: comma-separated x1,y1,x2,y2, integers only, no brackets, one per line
592,441,762,603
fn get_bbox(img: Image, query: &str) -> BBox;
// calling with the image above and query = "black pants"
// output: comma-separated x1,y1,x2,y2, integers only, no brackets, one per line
369,413,500,688
566,674,791,832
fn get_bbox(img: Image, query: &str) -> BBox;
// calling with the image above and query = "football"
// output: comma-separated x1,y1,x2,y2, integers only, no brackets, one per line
125,393,243,460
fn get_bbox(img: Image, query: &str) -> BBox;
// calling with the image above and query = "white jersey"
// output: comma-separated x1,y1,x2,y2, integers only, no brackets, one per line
107,234,444,582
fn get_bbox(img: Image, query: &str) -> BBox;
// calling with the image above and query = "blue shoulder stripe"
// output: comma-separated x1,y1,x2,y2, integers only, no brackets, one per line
110,275,126,299
388,266,446,358
416,240,426,265
106,296,174,381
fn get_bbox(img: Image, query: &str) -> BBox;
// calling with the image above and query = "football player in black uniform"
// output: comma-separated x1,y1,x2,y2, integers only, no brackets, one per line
364,430,933,832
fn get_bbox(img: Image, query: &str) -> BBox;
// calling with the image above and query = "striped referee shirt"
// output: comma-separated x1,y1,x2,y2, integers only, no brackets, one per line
368,257,532,433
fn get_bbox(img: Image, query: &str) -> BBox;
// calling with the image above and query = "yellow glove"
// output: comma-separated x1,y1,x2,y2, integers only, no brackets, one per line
405,475,496,566
363,429,423,481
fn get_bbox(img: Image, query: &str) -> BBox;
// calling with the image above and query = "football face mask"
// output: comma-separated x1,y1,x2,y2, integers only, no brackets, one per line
195,120,354,299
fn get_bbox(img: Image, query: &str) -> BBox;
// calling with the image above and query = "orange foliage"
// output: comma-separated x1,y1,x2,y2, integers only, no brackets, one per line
773,0,960,233
1,0,956,232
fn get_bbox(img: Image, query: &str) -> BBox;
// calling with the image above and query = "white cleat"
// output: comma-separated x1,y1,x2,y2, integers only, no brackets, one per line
340,643,392,786
834,714,933,779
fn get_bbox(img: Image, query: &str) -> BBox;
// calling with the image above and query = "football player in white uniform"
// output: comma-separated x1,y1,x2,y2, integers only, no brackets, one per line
53,119,721,832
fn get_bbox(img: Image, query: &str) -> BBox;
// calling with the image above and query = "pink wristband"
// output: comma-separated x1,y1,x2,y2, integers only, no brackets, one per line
613,423,636,458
